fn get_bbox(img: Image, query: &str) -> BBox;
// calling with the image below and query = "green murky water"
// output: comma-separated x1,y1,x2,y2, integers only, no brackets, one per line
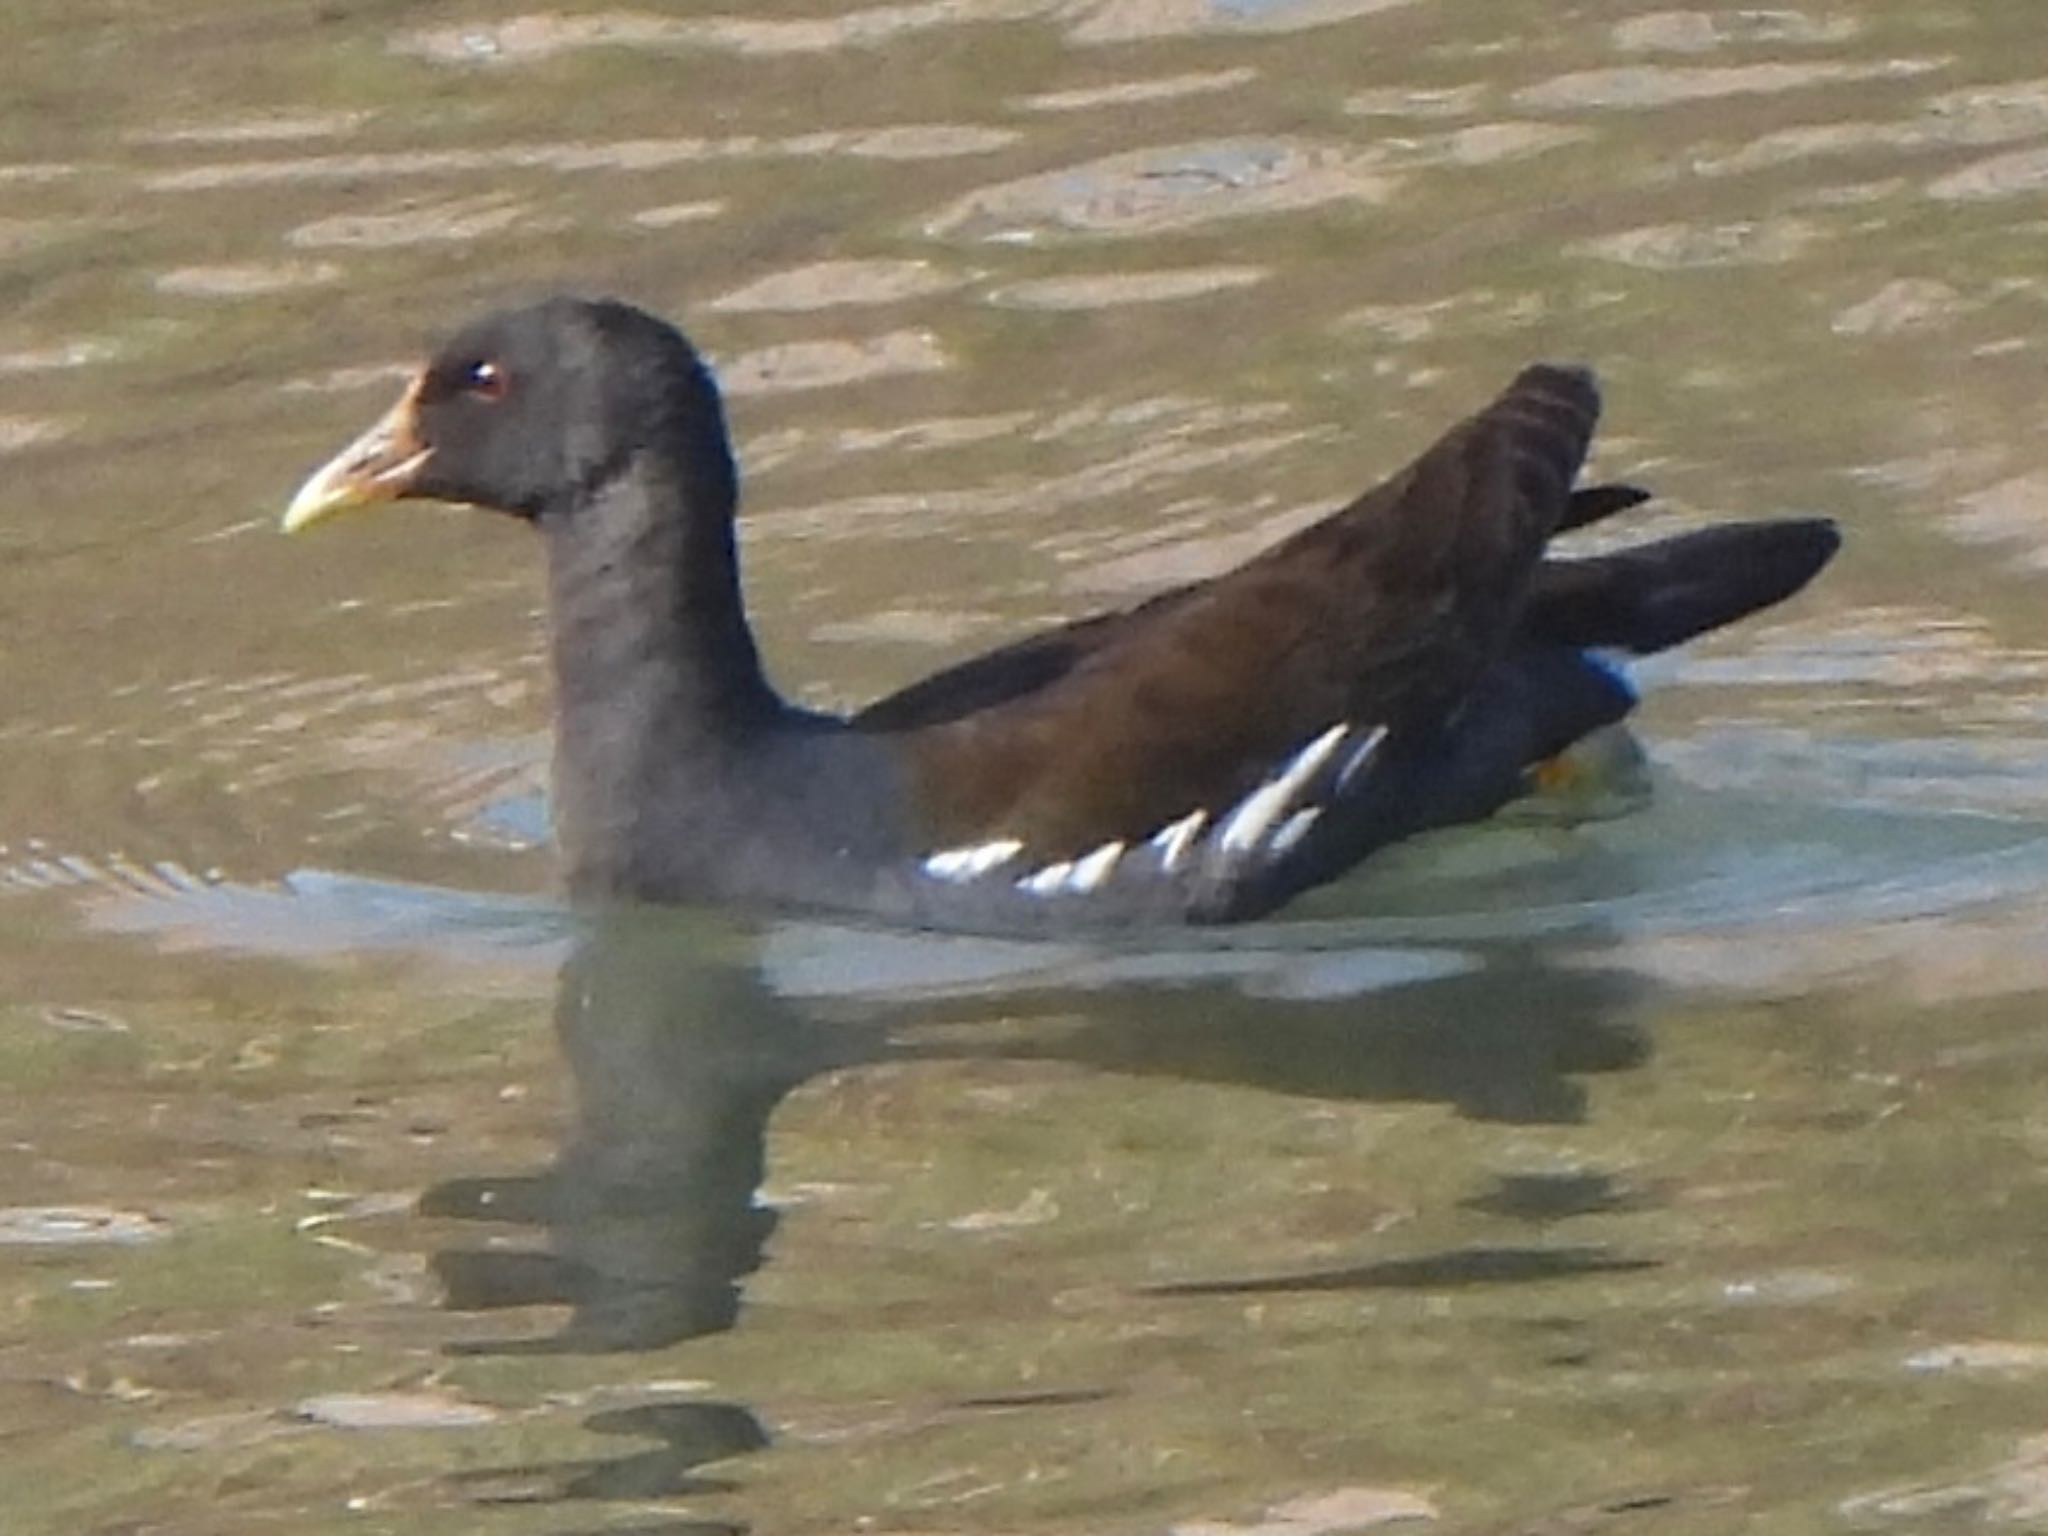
7,2,2048,1531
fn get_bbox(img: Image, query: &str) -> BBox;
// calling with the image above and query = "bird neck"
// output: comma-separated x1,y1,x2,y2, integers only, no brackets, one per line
542,450,783,893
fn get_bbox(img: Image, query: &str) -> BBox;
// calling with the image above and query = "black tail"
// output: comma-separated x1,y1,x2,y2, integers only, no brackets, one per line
1560,482,1651,533
1527,518,1840,654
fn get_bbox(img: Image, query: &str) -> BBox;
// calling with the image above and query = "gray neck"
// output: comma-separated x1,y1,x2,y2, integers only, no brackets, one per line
542,452,781,897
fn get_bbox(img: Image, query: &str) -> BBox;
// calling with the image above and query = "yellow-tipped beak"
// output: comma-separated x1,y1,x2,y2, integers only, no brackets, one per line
282,379,432,533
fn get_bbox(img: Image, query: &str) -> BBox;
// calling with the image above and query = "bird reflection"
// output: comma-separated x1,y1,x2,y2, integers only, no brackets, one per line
417,911,1652,1519
422,914,1648,1358
1003,948,1644,1123
422,911,885,1355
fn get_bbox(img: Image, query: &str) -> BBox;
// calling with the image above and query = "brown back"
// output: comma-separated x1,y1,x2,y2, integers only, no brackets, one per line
901,365,1602,854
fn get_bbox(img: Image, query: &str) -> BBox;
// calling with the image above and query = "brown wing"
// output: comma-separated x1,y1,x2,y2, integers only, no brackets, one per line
855,487,1647,735
895,365,1604,855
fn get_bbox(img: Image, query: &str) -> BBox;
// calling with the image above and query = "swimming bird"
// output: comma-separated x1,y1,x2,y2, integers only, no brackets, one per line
285,296,1837,933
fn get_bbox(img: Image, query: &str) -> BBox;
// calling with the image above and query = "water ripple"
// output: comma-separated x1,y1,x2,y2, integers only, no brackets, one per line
925,138,1395,242
1699,78,2048,178
0,339,123,375
144,126,1014,191
153,261,341,297
1947,472,2048,566
1067,0,1421,45
1612,10,1862,55
708,260,964,313
1385,121,1592,168
1017,67,1255,112
131,111,370,145
1831,278,1970,337
745,411,1033,475
754,399,1308,539
1572,217,1822,269
0,163,78,184
286,196,530,249
394,3,1054,63
1517,58,1943,112
629,199,724,229
1930,142,2048,202
1343,84,1487,119
722,331,949,395
0,417,74,453
986,265,1268,308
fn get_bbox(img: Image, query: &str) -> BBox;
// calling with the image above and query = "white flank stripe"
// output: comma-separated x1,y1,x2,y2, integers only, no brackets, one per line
1336,723,1389,792
1269,807,1321,856
1151,810,1208,872
1067,840,1124,893
922,837,1023,882
1018,860,1074,896
1218,723,1350,853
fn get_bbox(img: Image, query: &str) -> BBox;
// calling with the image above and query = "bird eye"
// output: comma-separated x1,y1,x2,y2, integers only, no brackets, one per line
464,360,507,400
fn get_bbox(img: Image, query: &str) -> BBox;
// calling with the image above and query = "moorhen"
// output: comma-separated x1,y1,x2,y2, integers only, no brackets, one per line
284,296,1838,933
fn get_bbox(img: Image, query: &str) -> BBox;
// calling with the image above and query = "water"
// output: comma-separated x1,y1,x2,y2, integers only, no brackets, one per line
7,2,2048,1530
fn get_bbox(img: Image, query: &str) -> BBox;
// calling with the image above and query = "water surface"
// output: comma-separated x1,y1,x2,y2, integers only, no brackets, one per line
6,3,2048,1532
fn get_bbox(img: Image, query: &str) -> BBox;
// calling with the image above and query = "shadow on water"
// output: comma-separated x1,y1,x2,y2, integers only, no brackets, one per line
412,905,1655,1518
